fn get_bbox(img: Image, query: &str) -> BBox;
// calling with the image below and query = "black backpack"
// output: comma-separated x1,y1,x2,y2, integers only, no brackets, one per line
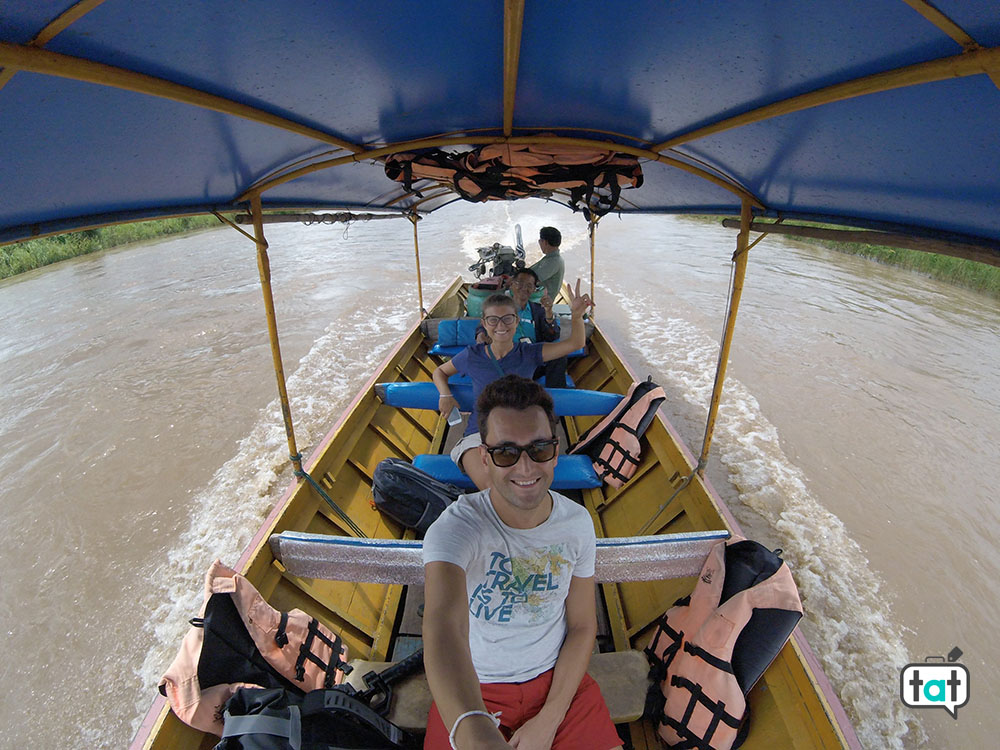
215,687,415,750
372,458,462,535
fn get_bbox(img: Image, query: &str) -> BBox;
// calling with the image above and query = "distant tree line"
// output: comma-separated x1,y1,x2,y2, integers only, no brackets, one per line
0,216,223,280
683,216,1000,299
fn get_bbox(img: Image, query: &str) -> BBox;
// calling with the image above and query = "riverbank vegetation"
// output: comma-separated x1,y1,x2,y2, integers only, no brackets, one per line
0,216,223,280
680,215,1000,299
6,212,998,298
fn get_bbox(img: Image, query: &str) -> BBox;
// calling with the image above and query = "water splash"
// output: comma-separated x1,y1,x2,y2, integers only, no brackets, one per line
133,302,412,727
614,290,922,749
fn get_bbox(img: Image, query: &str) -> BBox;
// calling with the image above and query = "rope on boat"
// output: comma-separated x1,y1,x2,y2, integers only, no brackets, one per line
636,458,706,535
291,453,368,538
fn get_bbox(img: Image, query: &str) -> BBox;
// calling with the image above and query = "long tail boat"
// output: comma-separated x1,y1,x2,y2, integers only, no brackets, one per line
132,268,865,750
2,2,997,749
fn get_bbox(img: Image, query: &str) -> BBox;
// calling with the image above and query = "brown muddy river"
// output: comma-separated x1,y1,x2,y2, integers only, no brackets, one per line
0,202,996,748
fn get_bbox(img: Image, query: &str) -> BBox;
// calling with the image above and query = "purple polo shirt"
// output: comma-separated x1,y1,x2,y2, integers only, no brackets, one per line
450,342,545,435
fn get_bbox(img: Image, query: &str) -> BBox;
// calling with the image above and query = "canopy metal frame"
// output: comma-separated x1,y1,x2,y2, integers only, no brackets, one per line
1,1,998,261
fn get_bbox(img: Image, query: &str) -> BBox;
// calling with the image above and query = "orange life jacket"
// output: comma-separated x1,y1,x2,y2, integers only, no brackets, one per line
158,560,349,736
383,141,642,216
645,538,803,749
569,377,665,487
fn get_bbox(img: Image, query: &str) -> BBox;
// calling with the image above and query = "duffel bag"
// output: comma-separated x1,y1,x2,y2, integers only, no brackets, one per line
372,458,461,535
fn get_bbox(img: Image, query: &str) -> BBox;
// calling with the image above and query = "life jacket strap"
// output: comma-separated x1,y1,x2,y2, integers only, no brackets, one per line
295,618,345,688
221,705,302,748
275,611,290,646
662,674,745,750
645,614,684,674
593,435,642,482
683,640,735,674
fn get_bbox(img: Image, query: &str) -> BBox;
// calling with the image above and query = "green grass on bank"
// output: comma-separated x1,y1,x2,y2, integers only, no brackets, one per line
679,215,1000,299
0,215,224,280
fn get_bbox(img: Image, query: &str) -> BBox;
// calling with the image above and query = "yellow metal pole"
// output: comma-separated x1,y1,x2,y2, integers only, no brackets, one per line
588,214,600,311
409,213,426,316
698,198,752,471
0,42,363,153
652,44,1000,150
0,0,107,93
250,196,302,474
502,0,526,136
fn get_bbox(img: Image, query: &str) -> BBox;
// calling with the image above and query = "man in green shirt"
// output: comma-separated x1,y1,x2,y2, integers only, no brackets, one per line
529,226,565,300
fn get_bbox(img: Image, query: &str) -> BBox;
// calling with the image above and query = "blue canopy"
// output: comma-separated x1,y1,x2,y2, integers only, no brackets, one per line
2,1,998,259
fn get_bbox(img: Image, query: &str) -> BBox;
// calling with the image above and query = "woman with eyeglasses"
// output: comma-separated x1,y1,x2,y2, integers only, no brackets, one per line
475,268,568,388
432,279,593,491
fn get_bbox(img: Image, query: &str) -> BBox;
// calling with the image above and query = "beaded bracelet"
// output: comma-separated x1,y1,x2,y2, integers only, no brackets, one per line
449,709,501,749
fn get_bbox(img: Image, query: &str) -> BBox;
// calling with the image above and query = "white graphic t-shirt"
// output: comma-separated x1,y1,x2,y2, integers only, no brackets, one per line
423,489,596,682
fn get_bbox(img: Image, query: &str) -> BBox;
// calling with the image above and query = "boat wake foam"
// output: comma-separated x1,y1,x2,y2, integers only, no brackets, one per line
609,290,923,750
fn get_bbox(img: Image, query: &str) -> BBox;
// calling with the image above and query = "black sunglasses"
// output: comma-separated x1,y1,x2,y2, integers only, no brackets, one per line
483,438,558,467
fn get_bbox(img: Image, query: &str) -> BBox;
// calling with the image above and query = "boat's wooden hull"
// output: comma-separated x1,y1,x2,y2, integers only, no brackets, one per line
134,278,857,750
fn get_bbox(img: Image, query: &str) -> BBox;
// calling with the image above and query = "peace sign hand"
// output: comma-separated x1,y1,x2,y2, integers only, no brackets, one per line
565,278,594,318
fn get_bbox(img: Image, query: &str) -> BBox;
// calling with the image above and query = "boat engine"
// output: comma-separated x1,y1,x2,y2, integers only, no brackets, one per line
468,242,525,279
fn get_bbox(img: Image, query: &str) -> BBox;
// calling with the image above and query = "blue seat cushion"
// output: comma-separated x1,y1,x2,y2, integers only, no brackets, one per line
435,318,481,347
413,454,601,490
375,382,620,416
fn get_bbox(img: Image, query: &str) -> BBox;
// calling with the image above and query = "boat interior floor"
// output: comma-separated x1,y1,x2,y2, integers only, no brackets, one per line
351,648,650,733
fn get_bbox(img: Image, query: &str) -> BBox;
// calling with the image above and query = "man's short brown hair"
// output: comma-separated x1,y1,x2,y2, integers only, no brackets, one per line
477,375,557,439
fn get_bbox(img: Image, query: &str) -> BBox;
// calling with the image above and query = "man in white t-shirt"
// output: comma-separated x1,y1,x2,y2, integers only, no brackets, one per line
422,375,622,750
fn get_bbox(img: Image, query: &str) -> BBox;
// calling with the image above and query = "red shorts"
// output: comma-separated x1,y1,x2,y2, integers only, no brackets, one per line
423,669,621,749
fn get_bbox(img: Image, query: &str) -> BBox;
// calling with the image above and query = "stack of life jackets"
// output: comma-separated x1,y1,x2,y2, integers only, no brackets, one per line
383,141,643,217
645,538,803,750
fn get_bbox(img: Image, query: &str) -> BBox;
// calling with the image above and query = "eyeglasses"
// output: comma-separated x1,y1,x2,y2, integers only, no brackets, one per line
510,280,535,290
484,438,558,467
483,313,517,326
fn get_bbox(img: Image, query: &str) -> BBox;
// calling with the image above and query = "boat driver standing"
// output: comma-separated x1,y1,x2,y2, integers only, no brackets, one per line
422,375,622,750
